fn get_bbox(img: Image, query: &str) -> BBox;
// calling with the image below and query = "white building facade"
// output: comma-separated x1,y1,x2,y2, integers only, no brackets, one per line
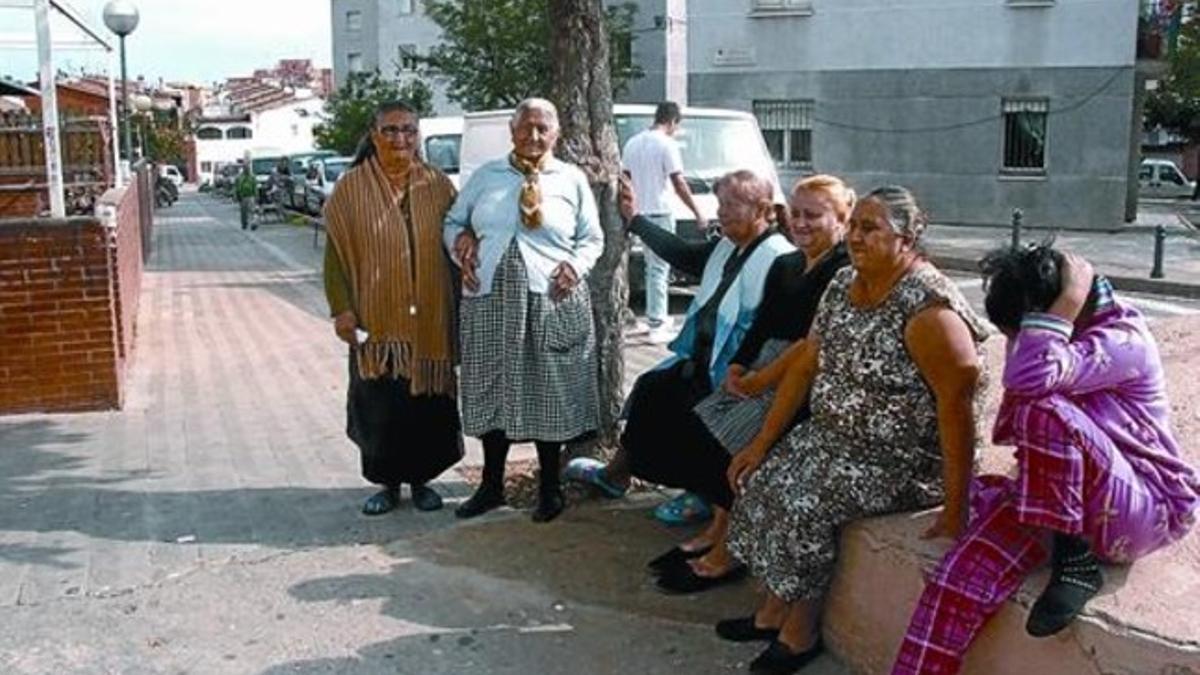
333,0,1155,228
194,98,326,182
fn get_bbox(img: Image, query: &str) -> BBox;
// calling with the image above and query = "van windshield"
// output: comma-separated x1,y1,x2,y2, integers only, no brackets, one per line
425,134,461,173
324,160,350,182
615,115,774,182
251,158,279,176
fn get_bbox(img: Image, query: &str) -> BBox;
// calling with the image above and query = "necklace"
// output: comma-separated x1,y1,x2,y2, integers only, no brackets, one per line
850,256,918,308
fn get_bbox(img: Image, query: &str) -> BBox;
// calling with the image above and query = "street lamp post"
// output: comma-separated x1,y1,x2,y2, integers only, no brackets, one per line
102,1,139,167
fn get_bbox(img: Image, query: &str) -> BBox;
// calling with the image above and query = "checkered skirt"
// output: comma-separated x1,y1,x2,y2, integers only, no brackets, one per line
458,242,600,442
691,338,791,452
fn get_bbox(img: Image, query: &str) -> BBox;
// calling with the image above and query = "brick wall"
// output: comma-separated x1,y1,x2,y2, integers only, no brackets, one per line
0,171,150,414
0,218,121,412
107,172,145,374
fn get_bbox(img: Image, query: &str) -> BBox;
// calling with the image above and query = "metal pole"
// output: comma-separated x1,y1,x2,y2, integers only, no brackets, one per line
1151,224,1166,279
119,34,132,164
1010,208,1023,249
33,0,65,218
107,52,123,184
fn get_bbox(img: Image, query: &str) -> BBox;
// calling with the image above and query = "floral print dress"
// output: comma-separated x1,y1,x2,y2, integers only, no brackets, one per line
726,265,991,602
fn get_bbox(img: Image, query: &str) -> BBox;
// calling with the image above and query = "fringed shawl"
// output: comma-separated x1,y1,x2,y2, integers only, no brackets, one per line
324,157,458,396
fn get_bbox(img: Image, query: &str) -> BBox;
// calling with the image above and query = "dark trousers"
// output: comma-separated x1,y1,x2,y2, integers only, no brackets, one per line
623,361,736,509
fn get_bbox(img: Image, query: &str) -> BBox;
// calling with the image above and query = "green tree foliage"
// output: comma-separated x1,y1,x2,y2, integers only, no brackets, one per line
423,0,643,111
143,112,190,165
313,70,434,155
1145,5,1200,143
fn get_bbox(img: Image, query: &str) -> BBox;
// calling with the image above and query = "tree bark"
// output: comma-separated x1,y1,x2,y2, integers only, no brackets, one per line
548,0,627,452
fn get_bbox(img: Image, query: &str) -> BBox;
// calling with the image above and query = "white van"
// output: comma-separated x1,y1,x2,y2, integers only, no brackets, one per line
158,164,184,187
420,116,463,188
1139,158,1196,199
459,104,785,244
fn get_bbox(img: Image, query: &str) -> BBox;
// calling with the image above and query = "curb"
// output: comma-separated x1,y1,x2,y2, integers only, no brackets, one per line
931,254,1200,300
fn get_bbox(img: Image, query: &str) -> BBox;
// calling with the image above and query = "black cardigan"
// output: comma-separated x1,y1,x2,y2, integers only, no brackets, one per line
730,242,851,367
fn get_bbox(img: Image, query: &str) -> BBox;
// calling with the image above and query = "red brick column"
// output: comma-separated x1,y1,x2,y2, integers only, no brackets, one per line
0,218,122,412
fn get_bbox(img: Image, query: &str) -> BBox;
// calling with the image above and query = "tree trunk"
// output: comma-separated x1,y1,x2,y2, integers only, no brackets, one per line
548,0,627,453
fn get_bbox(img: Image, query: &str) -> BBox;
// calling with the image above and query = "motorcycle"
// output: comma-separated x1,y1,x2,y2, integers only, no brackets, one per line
155,174,178,207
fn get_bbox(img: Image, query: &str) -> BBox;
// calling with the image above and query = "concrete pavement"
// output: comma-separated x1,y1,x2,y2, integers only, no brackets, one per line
0,193,844,674
4,190,1199,674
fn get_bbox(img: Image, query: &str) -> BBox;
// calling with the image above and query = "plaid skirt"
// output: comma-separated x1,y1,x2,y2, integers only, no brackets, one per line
692,338,790,452
458,242,600,442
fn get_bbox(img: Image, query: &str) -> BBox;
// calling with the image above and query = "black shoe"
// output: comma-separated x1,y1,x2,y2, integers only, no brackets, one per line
647,545,712,574
715,616,779,643
749,638,824,674
531,489,565,523
1026,535,1103,637
655,563,748,594
455,486,505,519
361,487,400,516
410,484,443,512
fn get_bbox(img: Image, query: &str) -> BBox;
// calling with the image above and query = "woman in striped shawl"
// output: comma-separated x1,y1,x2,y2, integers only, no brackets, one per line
323,101,463,516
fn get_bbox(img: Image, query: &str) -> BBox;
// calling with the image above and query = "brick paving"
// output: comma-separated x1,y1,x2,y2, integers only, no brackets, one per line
0,192,670,609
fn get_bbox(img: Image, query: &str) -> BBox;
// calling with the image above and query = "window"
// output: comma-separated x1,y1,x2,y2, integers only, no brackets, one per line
348,52,364,73
750,0,813,16
1160,165,1186,185
1138,164,1153,181
753,100,812,168
424,134,461,173
1001,98,1048,173
200,161,212,172
225,126,252,140
398,44,420,72
397,0,414,15
346,10,362,31
613,30,633,72
196,126,223,140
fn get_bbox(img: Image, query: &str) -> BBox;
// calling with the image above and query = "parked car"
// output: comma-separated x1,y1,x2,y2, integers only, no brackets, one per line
1139,158,1196,199
247,150,286,202
297,156,353,214
459,104,784,290
420,116,463,188
158,164,184,188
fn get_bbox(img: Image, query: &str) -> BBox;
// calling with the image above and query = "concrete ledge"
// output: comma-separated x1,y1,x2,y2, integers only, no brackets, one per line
932,254,1200,299
824,319,1200,673
823,511,1200,674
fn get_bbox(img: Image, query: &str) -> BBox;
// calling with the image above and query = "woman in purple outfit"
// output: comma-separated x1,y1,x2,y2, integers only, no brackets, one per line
893,244,1200,675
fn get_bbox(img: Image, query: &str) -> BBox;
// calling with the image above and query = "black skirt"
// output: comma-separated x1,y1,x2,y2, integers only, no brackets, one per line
346,351,464,486
622,360,735,509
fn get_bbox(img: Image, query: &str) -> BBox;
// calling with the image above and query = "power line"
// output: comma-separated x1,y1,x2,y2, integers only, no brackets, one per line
809,66,1128,134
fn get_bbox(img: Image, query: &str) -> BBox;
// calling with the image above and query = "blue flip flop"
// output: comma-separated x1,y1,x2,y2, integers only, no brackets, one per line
563,457,628,499
654,492,713,526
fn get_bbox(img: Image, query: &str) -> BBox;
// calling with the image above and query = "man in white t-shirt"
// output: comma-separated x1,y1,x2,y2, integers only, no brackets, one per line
622,102,708,343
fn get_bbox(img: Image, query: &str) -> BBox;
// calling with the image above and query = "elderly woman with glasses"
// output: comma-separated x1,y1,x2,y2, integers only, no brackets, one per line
718,186,990,673
444,98,604,523
323,100,463,516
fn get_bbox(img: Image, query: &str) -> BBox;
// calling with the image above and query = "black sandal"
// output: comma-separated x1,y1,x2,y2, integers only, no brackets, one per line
715,616,779,643
749,638,824,674
655,563,748,594
361,488,399,516
646,545,712,574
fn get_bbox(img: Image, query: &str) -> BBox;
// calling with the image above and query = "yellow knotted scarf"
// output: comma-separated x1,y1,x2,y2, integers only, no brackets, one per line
509,151,550,229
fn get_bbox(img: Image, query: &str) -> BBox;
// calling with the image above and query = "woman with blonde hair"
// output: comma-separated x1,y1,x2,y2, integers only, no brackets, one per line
568,175,855,594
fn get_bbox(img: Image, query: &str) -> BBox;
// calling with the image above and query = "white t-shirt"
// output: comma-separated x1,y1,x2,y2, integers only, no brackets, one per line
621,128,684,215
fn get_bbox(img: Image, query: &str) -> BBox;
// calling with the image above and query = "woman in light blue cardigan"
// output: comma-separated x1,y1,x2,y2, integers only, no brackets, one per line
444,98,604,523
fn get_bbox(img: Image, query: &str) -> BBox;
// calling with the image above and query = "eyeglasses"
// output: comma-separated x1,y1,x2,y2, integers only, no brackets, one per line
378,124,419,138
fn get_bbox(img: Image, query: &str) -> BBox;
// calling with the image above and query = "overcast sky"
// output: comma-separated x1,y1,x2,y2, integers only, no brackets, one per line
1,0,332,86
